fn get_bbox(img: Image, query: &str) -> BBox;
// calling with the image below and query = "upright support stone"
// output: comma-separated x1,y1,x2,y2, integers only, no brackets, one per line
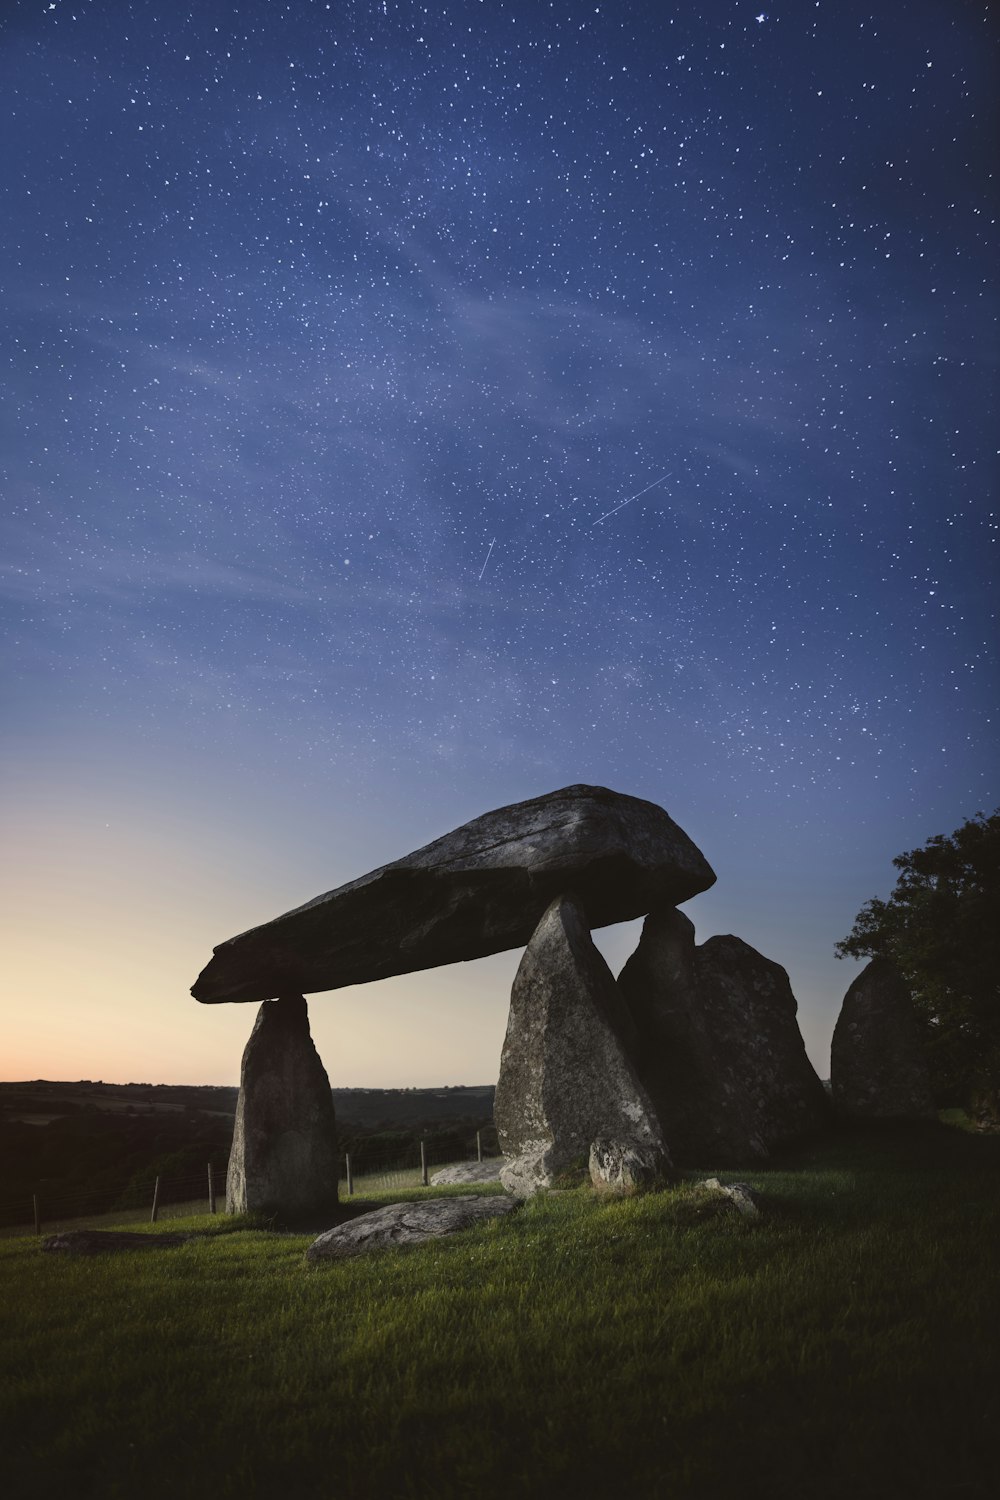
226,994,339,1217
830,958,935,1119
618,906,828,1164
495,894,670,1197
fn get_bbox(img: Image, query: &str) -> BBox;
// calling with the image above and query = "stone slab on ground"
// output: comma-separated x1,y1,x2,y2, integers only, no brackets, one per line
429,1160,503,1185
192,784,715,1004
695,1178,762,1218
305,1194,520,1261
40,1229,195,1254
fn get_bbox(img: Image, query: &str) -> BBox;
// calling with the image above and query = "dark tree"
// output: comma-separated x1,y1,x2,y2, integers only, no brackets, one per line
835,810,1000,1117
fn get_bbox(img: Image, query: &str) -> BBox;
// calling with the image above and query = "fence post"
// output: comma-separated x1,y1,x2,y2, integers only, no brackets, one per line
33,1193,40,1235
420,1139,428,1187
208,1163,216,1215
150,1175,161,1224
345,1153,353,1197
476,1130,482,1163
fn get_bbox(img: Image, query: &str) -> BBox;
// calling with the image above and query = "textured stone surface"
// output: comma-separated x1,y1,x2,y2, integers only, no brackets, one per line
695,1179,761,1218
589,1137,667,1196
495,894,671,1197
41,1230,194,1254
226,995,339,1217
830,958,935,1119
305,1194,519,1260
429,1160,503,1185
618,907,828,1164
192,784,715,1004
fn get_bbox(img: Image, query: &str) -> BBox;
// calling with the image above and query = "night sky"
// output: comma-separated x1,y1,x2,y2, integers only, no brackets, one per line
2,0,996,1087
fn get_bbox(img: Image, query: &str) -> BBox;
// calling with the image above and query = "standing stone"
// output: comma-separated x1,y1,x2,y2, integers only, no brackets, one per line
226,994,339,1217
618,907,828,1165
191,784,716,1005
495,894,671,1197
830,958,935,1119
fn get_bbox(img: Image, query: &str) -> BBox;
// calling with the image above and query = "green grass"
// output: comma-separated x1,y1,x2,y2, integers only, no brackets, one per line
2,1125,998,1500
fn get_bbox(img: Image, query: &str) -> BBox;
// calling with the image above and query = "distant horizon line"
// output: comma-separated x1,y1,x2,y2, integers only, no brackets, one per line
0,1077,498,1091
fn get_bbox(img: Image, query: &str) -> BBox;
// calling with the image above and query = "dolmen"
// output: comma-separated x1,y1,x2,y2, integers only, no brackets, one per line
190,783,829,1212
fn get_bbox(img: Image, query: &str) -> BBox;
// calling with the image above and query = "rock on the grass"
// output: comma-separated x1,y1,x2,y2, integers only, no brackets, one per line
589,1138,668,1196
226,994,339,1217
305,1194,519,1260
429,1160,503,1185
40,1230,194,1254
694,1178,761,1218
830,957,935,1119
191,784,715,1004
495,894,671,1198
618,907,828,1165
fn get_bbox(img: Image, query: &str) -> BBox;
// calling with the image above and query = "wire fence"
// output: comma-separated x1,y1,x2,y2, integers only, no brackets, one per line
1,1131,501,1238
0,1163,227,1239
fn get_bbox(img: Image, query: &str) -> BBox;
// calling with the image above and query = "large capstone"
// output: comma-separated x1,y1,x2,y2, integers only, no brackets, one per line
617,907,828,1165
226,994,339,1217
830,957,935,1119
494,893,671,1197
191,785,715,1004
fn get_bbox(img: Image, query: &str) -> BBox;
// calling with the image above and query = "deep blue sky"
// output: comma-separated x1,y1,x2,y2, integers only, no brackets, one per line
2,0,996,1086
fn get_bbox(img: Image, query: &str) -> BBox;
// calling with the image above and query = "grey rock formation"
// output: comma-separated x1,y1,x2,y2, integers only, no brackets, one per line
830,958,935,1119
226,995,339,1217
429,1160,504,1185
694,1179,761,1218
618,907,828,1164
305,1194,519,1260
192,784,715,1004
589,1137,667,1196
495,894,671,1197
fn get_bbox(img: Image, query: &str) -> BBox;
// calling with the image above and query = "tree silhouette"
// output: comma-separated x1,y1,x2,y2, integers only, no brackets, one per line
836,810,1000,1116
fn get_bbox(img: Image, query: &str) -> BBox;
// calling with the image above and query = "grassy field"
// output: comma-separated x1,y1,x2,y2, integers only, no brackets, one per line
2,1123,997,1500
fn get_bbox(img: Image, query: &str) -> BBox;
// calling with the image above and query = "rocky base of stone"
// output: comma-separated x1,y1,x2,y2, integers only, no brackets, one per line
589,1137,671,1196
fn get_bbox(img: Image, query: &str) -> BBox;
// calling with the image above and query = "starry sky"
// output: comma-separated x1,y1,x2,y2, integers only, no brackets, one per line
2,0,996,1089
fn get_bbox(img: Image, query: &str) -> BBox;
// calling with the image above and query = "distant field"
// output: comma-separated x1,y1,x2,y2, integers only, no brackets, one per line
2,1124,998,1499
0,1079,497,1128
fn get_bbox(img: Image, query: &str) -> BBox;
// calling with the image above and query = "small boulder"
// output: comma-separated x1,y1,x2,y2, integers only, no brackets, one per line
589,1137,667,1196
305,1194,519,1261
694,1178,761,1218
618,907,828,1164
495,894,671,1197
830,958,935,1119
226,994,339,1217
429,1160,503,1185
